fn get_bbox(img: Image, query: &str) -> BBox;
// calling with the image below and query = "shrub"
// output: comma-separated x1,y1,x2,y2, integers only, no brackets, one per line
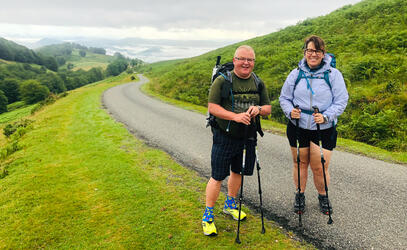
3,119,33,138
0,89,7,114
20,80,50,104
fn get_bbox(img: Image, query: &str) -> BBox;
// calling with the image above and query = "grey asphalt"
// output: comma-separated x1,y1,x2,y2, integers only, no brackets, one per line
102,75,407,249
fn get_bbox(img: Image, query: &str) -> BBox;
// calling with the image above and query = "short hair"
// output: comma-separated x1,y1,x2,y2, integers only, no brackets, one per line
234,45,255,58
304,35,326,52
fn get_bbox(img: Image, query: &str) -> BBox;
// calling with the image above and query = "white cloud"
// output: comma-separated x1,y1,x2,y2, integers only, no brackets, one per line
0,0,362,62
1,0,362,40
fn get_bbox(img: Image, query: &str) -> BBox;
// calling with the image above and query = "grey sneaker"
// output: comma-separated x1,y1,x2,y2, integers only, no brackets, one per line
318,194,333,215
294,192,305,214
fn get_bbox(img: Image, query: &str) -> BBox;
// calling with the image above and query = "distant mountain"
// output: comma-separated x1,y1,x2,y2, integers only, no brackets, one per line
31,38,65,49
19,36,237,63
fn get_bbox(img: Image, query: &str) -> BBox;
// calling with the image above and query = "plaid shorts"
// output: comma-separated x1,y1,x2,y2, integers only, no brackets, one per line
211,128,257,181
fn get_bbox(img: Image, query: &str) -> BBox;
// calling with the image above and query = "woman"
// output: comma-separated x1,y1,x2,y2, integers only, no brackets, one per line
279,35,348,215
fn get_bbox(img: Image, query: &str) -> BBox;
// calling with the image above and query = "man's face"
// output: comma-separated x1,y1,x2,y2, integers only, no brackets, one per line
233,48,255,79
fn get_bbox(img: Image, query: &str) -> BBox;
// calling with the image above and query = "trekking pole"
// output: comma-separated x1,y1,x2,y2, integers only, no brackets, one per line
255,144,266,234
235,124,249,244
294,105,303,227
312,106,333,225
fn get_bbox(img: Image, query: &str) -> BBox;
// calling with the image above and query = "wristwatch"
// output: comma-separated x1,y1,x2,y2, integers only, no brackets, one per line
257,105,262,112
323,115,328,123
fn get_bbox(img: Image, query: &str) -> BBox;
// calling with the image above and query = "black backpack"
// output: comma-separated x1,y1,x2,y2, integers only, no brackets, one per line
206,56,264,137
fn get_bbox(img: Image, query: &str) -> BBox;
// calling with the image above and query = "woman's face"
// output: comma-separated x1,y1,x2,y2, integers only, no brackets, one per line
305,41,324,69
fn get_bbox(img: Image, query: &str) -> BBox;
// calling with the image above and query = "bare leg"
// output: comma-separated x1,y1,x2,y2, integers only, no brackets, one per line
309,142,332,195
205,177,222,207
290,147,310,192
228,171,242,198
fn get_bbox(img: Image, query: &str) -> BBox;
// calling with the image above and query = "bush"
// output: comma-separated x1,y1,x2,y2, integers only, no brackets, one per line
269,99,288,124
3,119,33,138
20,80,50,104
0,89,7,114
345,109,405,151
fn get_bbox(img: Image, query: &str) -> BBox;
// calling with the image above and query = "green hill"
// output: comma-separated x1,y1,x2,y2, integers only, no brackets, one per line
0,38,58,71
61,49,115,71
36,42,115,70
143,0,407,152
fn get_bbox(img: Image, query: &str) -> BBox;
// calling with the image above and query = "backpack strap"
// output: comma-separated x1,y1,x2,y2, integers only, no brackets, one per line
294,68,332,91
323,69,332,89
252,72,263,92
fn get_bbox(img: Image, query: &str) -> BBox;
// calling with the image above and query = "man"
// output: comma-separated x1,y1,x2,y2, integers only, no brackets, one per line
202,45,271,236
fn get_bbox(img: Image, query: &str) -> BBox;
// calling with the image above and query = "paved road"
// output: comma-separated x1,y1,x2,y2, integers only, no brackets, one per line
102,75,407,249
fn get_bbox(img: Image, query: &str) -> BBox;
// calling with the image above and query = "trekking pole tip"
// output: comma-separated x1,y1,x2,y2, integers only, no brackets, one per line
328,218,333,224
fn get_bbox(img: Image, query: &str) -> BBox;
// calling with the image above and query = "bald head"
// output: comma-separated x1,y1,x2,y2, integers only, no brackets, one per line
234,45,255,59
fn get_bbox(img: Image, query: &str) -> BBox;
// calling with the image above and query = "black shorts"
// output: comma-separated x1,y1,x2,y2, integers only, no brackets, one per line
211,128,256,181
286,121,337,151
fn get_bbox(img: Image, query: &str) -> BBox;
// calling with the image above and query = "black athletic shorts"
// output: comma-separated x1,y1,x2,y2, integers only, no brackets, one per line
286,121,337,151
211,128,256,181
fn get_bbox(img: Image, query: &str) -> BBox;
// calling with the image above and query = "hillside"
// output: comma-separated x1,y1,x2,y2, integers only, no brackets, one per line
142,0,407,152
36,42,114,70
0,38,58,71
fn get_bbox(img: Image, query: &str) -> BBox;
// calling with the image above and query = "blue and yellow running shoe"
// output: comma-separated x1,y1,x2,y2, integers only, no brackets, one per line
202,207,217,236
223,195,246,221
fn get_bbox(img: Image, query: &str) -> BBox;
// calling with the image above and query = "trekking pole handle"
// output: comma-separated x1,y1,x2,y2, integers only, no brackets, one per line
294,105,300,126
313,105,321,130
216,56,221,66
312,105,320,114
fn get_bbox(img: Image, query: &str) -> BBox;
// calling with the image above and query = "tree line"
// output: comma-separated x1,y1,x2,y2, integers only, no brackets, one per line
0,46,144,113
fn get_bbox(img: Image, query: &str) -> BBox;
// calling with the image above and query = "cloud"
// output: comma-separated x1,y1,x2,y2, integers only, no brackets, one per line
1,0,361,40
0,0,362,62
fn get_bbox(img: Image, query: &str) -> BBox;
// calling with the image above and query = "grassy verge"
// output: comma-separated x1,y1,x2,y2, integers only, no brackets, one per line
0,104,36,125
0,74,312,249
142,79,406,164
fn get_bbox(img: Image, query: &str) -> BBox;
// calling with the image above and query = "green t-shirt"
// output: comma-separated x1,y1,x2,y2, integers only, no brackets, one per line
208,72,270,138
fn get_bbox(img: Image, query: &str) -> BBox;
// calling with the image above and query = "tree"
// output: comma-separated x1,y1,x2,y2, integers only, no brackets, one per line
0,78,20,103
37,73,66,94
87,68,104,83
20,80,50,104
79,50,86,57
0,90,8,114
114,52,125,59
106,59,128,76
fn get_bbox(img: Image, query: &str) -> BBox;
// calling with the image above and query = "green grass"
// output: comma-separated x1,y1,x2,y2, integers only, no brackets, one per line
0,74,312,249
60,50,115,71
142,79,407,165
0,104,36,125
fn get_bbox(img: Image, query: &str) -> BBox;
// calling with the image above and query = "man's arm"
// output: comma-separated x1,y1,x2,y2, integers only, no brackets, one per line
208,103,251,125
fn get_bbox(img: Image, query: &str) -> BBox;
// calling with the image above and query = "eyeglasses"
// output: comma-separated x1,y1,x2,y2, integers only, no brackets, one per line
305,49,324,56
235,57,255,63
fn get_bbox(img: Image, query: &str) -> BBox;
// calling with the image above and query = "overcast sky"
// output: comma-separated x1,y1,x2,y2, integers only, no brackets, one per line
1,0,362,43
